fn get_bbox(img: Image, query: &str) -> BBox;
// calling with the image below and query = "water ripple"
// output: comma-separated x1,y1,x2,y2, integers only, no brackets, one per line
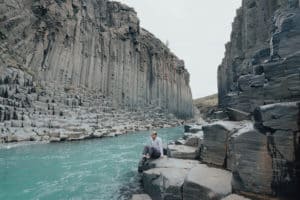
0,127,183,200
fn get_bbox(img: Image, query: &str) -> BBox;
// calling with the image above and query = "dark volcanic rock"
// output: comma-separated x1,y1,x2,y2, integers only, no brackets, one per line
226,107,251,121
141,158,200,200
201,121,245,167
254,102,300,131
167,144,199,159
218,0,300,113
229,122,273,195
183,164,232,200
217,1,300,197
0,0,194,118
230,106,300,197
0,0,194,143
143,167,188,200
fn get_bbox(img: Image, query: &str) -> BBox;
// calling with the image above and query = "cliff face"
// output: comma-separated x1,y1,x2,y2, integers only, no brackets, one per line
218,0,300,112
216,0,300,198
0,0,193,118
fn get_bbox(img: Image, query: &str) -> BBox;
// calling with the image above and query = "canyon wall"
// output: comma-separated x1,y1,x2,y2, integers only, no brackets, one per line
218,0,300,112
217,0,300,198
0,0,193,118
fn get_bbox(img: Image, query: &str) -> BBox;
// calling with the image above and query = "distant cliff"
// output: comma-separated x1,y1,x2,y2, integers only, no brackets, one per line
0,0,193,118
218,0,300,112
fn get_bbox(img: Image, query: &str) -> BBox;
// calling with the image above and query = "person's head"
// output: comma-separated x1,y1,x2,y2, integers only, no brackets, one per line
151,131,157,140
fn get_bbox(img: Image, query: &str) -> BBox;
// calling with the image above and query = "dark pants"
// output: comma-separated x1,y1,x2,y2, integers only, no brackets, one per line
143,145,161,159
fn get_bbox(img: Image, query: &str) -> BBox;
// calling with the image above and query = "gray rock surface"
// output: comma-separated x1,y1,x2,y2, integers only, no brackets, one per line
183,164,232,200
217,1,300,197
167,144,199,159
221,194,251,200
254,102,300,131
229,122,273,195
0,0,193,143
201,121,245,167
218,0,300,113
141,158,200,200
0,0,193,118
146,157,200,169
226,108,251,121
143,167,188,200
184,132,203,147
131,194,152,200
253,102,300,196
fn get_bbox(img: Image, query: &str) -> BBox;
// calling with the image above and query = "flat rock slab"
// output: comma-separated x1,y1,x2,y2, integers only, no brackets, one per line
222,194,251,200
149,157,200,169
139,157,200,172
167,144,199,159
142,158,201,200
183,164,232,200
226,107,251,121
131,194,152,200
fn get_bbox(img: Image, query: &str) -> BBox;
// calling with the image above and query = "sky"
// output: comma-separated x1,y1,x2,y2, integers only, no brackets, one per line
116,0,242,98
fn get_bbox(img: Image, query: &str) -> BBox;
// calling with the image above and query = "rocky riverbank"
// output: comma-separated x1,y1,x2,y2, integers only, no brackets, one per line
134,123,249,200
134,1,300,198
0,68,183,144
0,81,183,143
136,102,300,200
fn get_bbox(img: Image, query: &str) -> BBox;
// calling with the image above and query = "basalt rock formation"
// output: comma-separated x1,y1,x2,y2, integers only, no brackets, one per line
216,0,300,199
0,0,193,143
138,1,299,200
218,0,300,112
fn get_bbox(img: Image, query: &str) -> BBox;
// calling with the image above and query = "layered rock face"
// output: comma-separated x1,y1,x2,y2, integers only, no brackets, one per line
0,0,193,119
218,0,300,112
215,0,300,198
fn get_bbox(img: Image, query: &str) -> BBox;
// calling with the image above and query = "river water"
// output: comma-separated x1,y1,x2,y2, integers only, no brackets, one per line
0,127,184,200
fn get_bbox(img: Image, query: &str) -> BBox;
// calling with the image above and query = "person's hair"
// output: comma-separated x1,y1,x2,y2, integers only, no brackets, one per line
152,131,157,136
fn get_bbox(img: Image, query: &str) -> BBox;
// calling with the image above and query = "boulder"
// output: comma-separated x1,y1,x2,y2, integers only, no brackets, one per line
4,135,19,143
143,168,188,200
92,130,104,138
131,194,152,200
226,107,251,121
141,158,200,200
184,132,203,147
183,164,232,200
167,144,199,159
254,102,300,132
48,131,60,138
228,122,273,195
49,137,61,143
67,132,86,141
201,121,245,167
215,110,229,120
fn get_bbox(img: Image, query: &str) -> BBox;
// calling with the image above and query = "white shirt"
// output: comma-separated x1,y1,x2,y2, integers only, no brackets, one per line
150,137,163,156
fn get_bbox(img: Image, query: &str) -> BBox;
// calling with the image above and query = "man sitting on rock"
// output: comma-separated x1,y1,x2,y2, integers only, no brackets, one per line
142,131,164,160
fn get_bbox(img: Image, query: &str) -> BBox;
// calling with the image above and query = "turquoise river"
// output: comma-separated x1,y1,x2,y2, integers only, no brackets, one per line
0,127,184,200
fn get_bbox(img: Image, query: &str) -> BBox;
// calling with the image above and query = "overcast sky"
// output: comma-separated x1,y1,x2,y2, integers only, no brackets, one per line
116,0,242,98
